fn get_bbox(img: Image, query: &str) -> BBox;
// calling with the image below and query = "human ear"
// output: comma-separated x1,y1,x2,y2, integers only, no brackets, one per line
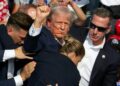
7,27,14,35
105,26,112,34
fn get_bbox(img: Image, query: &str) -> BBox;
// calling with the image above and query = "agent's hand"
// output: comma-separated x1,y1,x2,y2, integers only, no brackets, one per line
20,61,36,81
15,47,33,60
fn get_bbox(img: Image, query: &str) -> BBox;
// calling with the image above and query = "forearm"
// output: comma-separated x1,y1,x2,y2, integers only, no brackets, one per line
23,25,42,53
69,2,86,22
12,4,20,14
23,34,40,53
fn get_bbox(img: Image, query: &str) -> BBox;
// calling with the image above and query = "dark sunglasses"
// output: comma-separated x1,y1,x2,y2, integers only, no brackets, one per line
89,22,107,32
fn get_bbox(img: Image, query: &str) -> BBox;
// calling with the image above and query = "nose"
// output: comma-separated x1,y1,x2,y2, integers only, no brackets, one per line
93,28,98,34
60,23,66,30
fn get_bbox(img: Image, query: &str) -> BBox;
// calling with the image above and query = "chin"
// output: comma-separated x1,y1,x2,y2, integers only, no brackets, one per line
56,35,64,38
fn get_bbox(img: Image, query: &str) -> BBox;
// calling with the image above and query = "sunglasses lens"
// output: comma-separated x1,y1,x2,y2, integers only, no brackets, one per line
98,27,106,32
90,22,107,32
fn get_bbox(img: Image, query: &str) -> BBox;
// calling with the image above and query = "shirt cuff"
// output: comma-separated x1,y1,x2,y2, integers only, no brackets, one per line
14,75,23,86
29,24,42,36
3,50,15,62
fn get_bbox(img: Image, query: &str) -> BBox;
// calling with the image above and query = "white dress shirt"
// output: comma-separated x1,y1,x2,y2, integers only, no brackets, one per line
3,50,15,62
3,50,23,86
77,35,105,86
29,24,42,36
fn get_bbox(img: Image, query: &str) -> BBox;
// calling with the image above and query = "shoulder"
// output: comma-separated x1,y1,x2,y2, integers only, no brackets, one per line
103,41,120,63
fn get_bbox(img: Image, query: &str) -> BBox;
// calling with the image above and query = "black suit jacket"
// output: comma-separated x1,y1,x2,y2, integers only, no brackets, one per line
27,51,80,86
0,25,31,86
70,25,120,86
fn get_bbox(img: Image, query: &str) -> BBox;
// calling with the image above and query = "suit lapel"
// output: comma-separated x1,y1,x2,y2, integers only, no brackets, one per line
90,49,107,81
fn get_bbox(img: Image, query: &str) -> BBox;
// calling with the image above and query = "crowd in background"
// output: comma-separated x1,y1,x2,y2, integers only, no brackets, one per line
0,0,120,86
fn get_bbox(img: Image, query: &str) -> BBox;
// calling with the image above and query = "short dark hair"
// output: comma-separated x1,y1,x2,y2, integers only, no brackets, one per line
7,12,34,31
92,7,112,20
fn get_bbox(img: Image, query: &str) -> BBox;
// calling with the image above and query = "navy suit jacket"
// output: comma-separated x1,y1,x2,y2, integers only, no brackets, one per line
0,25,31,86
27,51,80,86
0,25,18,86
70,25,120,86
23,26,61,54
23,26,80,86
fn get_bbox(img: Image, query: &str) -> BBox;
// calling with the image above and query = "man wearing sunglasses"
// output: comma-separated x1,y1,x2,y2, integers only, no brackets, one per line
76,7,120,86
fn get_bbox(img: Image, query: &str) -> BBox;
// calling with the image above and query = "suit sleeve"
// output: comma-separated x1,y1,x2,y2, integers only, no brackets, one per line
0,78,16,86
23,34,41,53
0,50,5,62
23,26,44,53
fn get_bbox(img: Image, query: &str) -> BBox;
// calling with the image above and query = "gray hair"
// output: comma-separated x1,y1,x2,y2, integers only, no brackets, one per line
47,6,74,26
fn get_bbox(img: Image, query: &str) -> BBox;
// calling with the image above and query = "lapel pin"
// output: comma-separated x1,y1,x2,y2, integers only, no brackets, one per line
102,55,106,59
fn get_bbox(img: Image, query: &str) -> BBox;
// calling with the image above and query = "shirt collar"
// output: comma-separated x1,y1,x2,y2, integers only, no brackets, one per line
54,37,65,46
